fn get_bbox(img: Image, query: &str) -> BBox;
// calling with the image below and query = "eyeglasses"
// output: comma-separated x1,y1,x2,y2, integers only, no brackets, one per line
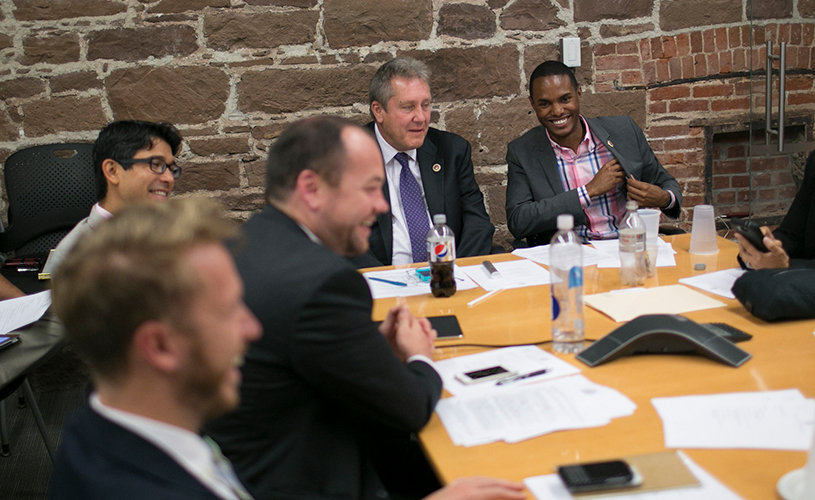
117,156,182,179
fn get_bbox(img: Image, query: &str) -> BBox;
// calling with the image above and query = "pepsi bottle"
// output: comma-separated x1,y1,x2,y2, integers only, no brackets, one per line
427,214,456,298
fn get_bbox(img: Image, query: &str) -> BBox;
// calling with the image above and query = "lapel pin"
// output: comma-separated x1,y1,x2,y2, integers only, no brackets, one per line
607,140,614,148
432,163,441,172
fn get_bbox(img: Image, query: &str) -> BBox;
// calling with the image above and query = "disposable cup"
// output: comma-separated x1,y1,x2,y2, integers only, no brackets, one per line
689,204,719,255
637,209,660,243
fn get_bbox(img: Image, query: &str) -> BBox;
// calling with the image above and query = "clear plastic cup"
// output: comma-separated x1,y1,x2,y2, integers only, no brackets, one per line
638,209,660,276
689,205,719,255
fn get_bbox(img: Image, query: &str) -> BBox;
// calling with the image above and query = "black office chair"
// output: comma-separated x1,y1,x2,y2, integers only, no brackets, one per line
0,143,97,257
0,375,55,461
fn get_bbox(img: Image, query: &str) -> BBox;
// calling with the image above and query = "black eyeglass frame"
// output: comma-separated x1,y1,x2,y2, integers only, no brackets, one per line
117,156,182,179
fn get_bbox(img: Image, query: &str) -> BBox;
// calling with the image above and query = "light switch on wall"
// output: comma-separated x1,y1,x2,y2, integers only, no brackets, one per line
562,37,581,67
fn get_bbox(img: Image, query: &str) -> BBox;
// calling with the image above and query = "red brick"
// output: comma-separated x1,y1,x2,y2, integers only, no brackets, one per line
750,25,763,46
595,72,619,82
711,98,750,111
803,25,814,46
595,54,641,70
791,24,802,45
788,75,813,91
671,165,704,178
765,24,778,44
683,194,705,206
779,24,790,44
728,27,741,48
775,171,792,185
639,39,651,60
715,28,728,51
675,33,690,56
670,100,710,112
707,53,720,74
621,70,643,85
650,85,690,101
712,176,730,189
649,101,667,114
617,41,638,55
789,93,815,105
694,54,707,76
717,159,747,174
648,138,665,152
655,152,684,164
662,37,677,58
753,173,771,186
595,82,615,92
690,31,703,53
797,48,810,69
733,48,746,71
737,190,751,202
726,145,745,157
650,37,663,59
730,174,750,187
656,59,669,81
779,185,798,198
681,56,694,78
719,51,732,73
643,61,657,85
703,29,715,52
694,84,733,97
752,46,765,71
669,58,681,80
594,43,616,56
717,191,736,204
787,50,798,70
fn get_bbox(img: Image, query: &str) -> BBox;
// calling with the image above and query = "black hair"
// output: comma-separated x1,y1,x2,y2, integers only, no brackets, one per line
93,121,183,200
528,61,580,97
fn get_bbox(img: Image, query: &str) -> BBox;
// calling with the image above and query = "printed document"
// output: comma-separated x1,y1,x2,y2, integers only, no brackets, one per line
0,290,51,336
363,265,477,299
512,244,604,267
584,285,726,322
459,260,551,292
678,268,745,299
652,389,815,450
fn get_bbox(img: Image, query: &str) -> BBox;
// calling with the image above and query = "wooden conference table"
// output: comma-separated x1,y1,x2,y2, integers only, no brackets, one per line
368,234,815,500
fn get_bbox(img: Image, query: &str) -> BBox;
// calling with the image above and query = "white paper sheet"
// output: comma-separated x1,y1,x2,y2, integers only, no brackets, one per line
435,375,636,446
678,268,745,300
512,244,604,267
459,260,551,292
0,290,51,335
652,389,815,450
584,285,727,322
363,265,478,299
592,238,677,268
434,345,581,397
524,452,744,500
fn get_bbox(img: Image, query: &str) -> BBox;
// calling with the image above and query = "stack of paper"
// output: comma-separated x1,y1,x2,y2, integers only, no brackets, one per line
458,260,551,291
435,375,636,446
678,268,745,299
652,389,815,450
584,285,726,322
0,290,51,335
434,346,581,397
591,238,677,268
512,244,604,267
363,265,478,299
524,451,744,500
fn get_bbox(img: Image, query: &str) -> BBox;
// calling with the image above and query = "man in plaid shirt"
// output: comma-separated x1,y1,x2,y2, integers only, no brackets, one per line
506,61,682,246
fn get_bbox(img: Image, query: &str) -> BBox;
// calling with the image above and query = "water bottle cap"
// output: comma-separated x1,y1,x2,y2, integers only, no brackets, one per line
556,214,574,230
626,200,638,211
433,214,447,224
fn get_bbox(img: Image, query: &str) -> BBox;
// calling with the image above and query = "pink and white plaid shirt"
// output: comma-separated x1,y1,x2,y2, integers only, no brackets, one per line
547,117,626,240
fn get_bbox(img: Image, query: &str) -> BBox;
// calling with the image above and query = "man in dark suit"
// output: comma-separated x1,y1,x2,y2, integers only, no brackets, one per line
352,57,494,267
49,198,262,500
206,117,524,500
506,61,682,246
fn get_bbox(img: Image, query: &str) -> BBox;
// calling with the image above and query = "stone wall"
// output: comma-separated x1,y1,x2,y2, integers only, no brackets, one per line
1,0,813,247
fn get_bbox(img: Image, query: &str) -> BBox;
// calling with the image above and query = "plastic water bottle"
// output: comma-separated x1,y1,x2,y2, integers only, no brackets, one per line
550,214,584,353
619,200,647,286
427,214,456,298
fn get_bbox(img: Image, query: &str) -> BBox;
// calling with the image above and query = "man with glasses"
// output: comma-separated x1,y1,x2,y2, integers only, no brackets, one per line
49,120,182,272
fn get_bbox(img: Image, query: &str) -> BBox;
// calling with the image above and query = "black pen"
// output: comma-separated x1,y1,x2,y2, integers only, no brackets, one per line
495,369,549,386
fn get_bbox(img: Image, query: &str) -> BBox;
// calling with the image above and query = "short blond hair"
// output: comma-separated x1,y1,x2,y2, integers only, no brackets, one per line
52,197,238,381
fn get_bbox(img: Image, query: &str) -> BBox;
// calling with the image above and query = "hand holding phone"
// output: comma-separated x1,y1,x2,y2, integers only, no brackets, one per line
732,218,769,253
557,459,642,493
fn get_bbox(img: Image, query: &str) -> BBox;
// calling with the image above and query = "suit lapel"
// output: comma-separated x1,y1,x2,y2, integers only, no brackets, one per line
585,117,632,177
378,179,393,259
417,138,444,217
535,128,566,195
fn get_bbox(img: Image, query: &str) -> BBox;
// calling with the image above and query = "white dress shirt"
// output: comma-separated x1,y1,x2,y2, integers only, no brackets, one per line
374,124,433,266
89,394,248,500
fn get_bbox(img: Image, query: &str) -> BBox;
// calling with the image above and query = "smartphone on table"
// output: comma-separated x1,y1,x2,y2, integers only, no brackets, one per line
557,459,642,493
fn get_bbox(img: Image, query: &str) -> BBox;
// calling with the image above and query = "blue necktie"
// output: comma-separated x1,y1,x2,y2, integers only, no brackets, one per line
395,152,429,263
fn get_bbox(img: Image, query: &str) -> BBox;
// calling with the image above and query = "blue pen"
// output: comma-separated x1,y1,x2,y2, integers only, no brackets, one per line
368,276,408,287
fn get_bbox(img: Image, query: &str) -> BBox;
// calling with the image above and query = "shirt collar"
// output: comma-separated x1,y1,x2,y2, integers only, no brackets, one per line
374,123,417,164
296,222,322,245
545,116,595,154
93,203,114,219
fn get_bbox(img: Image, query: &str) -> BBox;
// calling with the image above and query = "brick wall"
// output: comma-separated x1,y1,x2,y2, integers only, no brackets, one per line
1,0,814,247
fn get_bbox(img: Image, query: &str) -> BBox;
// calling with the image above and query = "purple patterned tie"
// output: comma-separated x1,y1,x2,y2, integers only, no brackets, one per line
395,152,429,263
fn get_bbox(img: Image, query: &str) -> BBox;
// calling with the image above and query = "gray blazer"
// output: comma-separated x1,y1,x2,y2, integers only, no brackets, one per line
506,115,682,245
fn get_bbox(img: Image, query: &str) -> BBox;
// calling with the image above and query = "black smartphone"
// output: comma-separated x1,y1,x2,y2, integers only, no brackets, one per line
455,365,516,385
557,459,642,493
732,218,769,253
0,334,21,352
